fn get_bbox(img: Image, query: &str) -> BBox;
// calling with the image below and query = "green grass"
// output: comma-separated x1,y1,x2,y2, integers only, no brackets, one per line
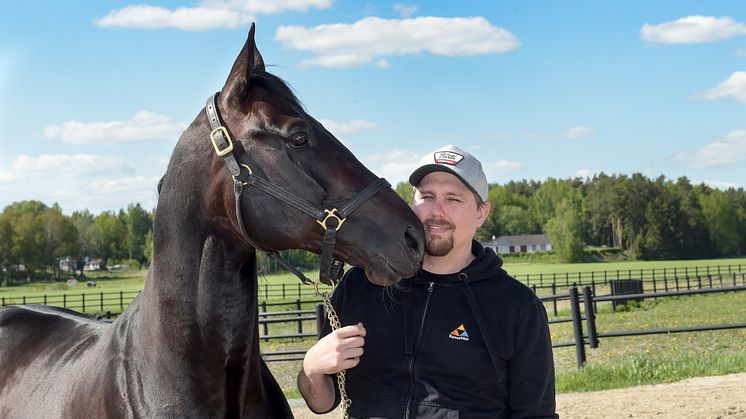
3,261,746,397
549,290,746,392
503,256,746,277
556,351,746,392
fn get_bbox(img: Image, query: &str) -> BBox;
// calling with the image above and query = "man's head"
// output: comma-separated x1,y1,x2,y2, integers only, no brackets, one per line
409,145,490,259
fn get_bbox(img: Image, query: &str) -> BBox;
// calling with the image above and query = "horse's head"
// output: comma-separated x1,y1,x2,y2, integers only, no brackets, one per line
200,24,423,286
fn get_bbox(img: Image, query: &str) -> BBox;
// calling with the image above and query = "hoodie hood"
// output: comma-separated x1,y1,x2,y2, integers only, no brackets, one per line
414,240,505,285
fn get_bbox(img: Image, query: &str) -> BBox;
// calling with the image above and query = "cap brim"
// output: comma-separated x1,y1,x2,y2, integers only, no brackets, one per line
408,164,458,187
409,164,481,199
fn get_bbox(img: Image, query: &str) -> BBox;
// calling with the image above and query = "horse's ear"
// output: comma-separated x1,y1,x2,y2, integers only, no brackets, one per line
222,23,265,100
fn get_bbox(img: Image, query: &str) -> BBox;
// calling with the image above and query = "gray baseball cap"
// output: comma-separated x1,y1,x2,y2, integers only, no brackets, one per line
409,144,488,202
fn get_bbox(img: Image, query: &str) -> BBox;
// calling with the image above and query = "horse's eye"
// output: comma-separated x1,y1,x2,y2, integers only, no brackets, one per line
289,133,309,148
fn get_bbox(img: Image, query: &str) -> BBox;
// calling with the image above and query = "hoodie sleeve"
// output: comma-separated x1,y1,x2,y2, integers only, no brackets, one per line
509,296,558,419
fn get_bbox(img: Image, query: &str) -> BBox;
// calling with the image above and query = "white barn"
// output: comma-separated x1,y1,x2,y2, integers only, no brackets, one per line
482,234,553,254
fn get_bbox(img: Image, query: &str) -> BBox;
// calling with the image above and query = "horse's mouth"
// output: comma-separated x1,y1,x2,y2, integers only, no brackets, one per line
363,253,419,287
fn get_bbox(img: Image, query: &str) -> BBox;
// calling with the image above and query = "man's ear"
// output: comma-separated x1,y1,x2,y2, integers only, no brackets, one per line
476,202,491,227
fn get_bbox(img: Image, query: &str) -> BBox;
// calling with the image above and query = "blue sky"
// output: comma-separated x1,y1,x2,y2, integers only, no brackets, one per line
1,1,745,214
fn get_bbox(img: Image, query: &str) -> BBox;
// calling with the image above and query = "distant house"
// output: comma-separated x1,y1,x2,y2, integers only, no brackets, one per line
482,234,553,254
84,259,103,271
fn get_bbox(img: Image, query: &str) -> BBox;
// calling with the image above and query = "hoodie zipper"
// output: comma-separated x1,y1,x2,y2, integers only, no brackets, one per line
403,281,434,418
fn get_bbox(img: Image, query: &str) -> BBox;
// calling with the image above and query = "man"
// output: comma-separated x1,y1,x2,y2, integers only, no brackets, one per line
298,145,557,418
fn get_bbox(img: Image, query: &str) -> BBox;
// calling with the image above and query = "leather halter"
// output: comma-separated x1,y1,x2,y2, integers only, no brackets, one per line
205,92,390,286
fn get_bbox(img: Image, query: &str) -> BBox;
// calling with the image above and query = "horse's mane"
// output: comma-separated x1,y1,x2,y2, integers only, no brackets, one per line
250,70,305,114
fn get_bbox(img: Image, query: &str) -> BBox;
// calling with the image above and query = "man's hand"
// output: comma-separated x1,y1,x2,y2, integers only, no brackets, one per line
304,322,367,377
298,323,367,413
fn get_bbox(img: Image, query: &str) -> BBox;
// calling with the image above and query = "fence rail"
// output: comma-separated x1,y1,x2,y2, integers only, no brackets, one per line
3,266,746,363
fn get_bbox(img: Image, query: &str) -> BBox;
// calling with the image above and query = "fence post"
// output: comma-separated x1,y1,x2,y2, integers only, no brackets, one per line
569,287,586,368
120,291,124,310
296,299,303,334
82,293,86,313
552,283,557,316
63,294,66,308
261,301,268,336
100,292,104,312
583,286,598,349
315,304,325,340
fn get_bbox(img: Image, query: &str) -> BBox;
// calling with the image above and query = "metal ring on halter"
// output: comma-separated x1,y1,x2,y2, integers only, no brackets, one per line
232,164,253,185
316,208,346,232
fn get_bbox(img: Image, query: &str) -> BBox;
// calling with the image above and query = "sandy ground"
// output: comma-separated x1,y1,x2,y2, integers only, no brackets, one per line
289,372,746,418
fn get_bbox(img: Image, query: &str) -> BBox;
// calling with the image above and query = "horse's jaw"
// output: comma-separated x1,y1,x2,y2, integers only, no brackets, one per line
361,251,423,287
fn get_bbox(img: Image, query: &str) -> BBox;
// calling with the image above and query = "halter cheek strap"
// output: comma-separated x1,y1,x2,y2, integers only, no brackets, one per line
205,92,389,286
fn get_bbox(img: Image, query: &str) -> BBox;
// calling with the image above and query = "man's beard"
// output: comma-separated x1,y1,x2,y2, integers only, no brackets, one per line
424,217,455,257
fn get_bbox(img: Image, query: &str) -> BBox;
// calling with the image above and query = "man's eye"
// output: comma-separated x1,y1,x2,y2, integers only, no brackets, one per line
289,133,309,148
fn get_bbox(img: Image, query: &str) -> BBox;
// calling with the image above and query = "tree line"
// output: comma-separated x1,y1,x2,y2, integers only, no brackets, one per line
3,172,745,284
0,200,318,284
0,201,154,284
397,173,746,262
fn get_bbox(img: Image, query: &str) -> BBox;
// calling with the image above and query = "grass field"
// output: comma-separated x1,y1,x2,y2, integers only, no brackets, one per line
2,258,745,397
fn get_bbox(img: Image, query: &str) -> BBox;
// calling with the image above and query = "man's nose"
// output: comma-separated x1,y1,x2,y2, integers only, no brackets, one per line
430,197,446,216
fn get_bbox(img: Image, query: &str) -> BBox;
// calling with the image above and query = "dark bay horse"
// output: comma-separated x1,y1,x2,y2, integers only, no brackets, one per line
0,25,424,418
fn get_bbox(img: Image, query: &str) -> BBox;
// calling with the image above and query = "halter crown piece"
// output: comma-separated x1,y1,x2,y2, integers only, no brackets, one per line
205,92,390,287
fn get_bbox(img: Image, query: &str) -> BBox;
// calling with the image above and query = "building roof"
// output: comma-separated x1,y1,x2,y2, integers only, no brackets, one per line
484,234,552,247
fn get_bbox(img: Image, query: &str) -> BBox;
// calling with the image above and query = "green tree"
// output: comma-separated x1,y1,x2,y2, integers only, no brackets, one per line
394,181,413,205
90,212,127,268
143,230,154,266
71,210,95,275
40,205,79,279
546,196,584,262
0,212,14,285
3,201,48,281
699,190,740,256
124,203,153,264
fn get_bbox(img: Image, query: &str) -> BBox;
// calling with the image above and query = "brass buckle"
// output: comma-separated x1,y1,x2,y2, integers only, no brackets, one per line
317,208,346,231
210,126,234,157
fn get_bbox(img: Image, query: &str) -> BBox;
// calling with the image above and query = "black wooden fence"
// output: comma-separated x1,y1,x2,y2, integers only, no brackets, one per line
559,283,746,368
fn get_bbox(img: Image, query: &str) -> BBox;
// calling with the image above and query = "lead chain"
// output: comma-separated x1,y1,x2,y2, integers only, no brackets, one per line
317,288,351,419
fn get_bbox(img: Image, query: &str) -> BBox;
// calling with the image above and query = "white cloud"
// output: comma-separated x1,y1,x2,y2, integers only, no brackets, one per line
483,160,522,176
44,111,186,144
701,71,746,103
641,15,746,44
94,5,247,31
365,149,421,182
674,130,746,168
49,176,161,213
1,154,134,182
701,180,741,190
487,132,510,140
575,169,600,178
319,119,377,135
275,16,520,68
523,126,595,140
94,0,330,31
393,3,417,18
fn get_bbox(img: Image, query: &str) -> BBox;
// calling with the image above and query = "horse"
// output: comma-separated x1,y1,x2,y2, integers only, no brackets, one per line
0,24,424,418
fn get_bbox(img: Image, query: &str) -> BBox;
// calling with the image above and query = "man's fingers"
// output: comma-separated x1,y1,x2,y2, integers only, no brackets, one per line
335,322,366,338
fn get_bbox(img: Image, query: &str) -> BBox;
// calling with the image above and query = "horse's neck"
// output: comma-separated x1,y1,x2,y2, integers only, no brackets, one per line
136,186,262,409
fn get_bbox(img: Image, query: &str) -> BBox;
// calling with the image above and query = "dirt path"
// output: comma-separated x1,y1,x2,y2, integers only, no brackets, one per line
289,372,746,418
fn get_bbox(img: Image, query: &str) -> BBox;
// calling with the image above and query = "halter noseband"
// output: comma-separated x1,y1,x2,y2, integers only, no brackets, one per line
205,92,389,286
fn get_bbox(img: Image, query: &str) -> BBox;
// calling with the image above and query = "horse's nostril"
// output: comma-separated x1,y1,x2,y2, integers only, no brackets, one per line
404,225,423,256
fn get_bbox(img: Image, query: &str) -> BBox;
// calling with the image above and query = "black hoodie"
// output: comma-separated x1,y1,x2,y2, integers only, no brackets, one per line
320,241,558,418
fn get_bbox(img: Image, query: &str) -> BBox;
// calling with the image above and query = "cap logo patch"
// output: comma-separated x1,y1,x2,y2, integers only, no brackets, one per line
433,151,464,166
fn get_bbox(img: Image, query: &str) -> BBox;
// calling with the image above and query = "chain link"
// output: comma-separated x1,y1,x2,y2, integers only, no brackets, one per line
316,286,351,419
